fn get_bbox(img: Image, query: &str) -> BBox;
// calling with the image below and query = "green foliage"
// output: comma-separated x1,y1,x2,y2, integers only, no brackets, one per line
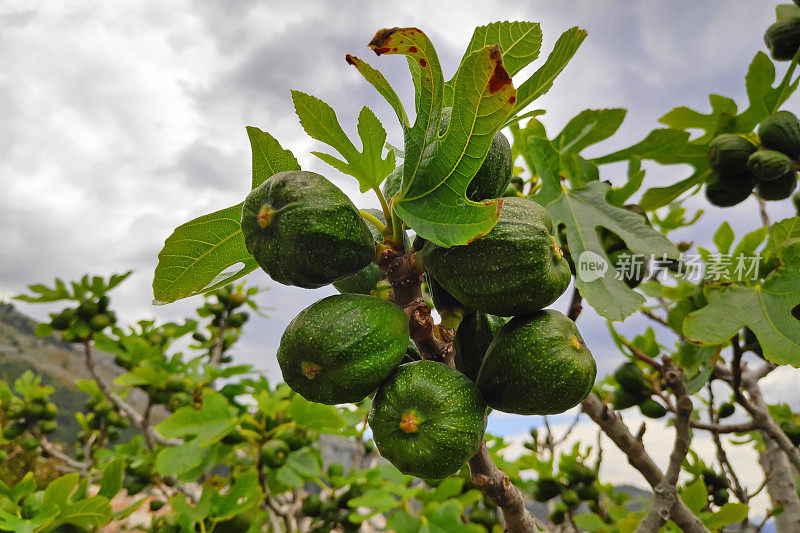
525,138,677,320
152,128,299,303
684,237,800,366
369,28,515,246
292,92,395,194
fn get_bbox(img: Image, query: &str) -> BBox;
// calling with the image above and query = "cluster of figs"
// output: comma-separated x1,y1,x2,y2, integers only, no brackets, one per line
705,111,800,207
705,13,800,207
240,119,596,478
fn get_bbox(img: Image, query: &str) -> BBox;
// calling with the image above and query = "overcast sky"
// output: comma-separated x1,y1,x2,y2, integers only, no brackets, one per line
2,0,798,513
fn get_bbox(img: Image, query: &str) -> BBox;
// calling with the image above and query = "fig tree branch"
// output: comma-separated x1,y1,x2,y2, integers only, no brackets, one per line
758,432,800,532
571,285,706,531
707,382,746,503
714,362,800,476
635,362,693,533
82,340,178,447
686,418,757,433
581,394,709,533
209,309,229,366
378,246,543,533
640,309,670,330
40,437,91,471
757,195,771,227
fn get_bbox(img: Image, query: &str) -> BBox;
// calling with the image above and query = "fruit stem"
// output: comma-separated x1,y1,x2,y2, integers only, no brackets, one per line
775,46,800,109
390,202,407,250
359,210,386,233
438,308,464,331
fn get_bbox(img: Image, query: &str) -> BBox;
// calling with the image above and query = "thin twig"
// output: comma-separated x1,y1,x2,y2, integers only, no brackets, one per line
640,309,670,329
209,311,228,366
757,195,771,227
40,438,91,471
554,412,582,446
82,341,177,447
619,337,663,371
635,363,693,533
748,476,769,500
582,394,708,533
707,382,746,504
731,334,743,398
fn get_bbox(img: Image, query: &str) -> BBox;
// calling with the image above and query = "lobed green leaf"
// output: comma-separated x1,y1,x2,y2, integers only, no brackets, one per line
152,129,298,303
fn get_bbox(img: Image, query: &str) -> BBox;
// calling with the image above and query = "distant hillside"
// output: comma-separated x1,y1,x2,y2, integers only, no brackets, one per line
0,302,138,443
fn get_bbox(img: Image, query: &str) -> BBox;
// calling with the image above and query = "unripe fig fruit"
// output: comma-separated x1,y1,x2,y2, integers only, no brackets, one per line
477,310,596,415
765,18,800,61
420,198,571,316
241,170,375,288
747,149,795,182
759,110,800,160
277,294,408,405
368,360,487,478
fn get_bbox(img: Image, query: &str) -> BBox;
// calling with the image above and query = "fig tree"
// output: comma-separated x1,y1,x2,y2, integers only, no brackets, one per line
277,294,408,404
477,310,596,415
241,170,375,288
368,360,487,478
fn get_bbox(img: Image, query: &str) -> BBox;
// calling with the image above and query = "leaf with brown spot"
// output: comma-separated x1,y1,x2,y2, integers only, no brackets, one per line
352,27,516,246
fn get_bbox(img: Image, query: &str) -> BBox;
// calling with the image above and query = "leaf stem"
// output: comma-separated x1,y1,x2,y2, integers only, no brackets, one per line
372,186,392,227
772,48,800,113
359,210,386,233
